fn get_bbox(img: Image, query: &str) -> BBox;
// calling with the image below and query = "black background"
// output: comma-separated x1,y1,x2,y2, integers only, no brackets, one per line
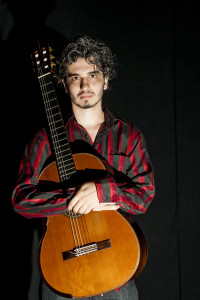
1,0,200,299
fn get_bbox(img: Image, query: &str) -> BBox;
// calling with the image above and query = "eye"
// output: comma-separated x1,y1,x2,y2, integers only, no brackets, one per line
89,72,100,80
90,74,97,79
72,76,79,81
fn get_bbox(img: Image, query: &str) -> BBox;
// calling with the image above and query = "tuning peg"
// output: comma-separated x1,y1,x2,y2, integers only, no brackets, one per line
50,53,55,59
49,46,53,53
51,61,56,70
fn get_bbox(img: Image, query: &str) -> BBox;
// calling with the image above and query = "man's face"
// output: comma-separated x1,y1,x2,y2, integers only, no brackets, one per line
62,57,108,109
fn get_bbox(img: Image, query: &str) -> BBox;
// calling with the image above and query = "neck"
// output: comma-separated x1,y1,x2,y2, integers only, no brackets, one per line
72,102,105,128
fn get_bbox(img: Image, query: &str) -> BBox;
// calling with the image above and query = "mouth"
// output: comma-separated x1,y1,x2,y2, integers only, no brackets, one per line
80,94,93,99
78,91,94,99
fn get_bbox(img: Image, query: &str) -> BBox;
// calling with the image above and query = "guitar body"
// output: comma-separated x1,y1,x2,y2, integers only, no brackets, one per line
39,153,147,298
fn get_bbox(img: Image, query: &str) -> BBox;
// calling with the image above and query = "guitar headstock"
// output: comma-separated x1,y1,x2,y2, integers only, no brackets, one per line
31,43,56,77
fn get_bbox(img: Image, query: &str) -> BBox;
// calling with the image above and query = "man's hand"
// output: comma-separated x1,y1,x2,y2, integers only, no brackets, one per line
67,181,119,214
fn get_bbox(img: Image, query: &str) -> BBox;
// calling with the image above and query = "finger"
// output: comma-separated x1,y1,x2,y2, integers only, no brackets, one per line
78,203,93,215
93,204,120,211
73,201,92,215
67,194,80,211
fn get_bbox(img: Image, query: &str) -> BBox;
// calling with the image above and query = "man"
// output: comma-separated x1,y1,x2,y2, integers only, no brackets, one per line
12,36,155,299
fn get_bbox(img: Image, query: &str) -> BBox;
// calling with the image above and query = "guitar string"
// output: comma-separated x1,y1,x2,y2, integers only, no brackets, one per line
79,214,91,245
72,212,84,247
69,211,82,249
76,215,88,246
68,211,78,247
39,71,88,250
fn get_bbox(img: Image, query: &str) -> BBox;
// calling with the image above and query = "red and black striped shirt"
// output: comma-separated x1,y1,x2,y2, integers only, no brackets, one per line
12,108,155,219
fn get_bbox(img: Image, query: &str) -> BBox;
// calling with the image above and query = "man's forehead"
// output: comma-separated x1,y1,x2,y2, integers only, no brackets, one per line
67,57,100,74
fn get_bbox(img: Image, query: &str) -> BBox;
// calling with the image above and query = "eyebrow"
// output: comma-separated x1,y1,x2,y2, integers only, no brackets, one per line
67,70,101,77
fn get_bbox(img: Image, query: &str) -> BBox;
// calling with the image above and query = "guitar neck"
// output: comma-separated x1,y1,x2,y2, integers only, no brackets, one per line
38,72,76,182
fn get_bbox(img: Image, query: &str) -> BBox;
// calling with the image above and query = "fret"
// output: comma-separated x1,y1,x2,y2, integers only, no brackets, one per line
42,81,52,87
57,158,75,167
57,164,74,175
53,142,69,151
50,119,63,125
57,159,75,167
59,170,76,177
44,97,57,103
50,129,67,139
44,96,57,102
52,136,68,144
57,160,74,168
54,144,71,154
45,105,60,112
43,97,58,104
56,151,74,160
53,148,72,159
59,170,76,178
47,116,62,124
49,125,65,134
46,111,61,118
51,132,66,140
56,154,72,163
42,91,57,98
56,152,73,160
54,145,70,155
40,82,52,88
49,124,65,131
58,161,74,170
57,164,75,174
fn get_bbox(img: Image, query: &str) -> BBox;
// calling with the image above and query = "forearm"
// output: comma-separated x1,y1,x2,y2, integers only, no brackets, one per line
11,128,74,218
95,132,155,215
95,175,154,215
12,181,75,218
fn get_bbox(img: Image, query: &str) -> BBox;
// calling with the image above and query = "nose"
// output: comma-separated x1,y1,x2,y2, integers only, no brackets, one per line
80,77,89,90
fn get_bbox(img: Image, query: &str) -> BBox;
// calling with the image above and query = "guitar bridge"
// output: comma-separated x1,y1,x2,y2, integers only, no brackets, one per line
62,239,111,261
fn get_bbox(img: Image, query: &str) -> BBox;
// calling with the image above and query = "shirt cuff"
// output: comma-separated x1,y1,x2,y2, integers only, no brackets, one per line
95,177,118,204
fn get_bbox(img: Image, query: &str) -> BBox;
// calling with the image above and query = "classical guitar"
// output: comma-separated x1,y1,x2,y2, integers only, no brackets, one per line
32,45,147,298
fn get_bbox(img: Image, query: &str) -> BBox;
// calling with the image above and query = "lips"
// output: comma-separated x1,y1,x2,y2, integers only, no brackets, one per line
79,92,94,99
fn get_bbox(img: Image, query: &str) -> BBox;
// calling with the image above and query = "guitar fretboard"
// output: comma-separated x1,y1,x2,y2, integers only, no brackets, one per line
38,72,76,182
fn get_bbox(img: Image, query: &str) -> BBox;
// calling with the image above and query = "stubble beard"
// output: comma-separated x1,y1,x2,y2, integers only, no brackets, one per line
70,91,103,109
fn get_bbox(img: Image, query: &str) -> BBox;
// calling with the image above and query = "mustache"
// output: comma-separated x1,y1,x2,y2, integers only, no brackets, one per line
78,90,95,97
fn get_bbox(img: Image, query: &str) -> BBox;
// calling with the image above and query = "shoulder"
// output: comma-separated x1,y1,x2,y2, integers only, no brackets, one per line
112,114,142,140
37,128,50,145
26,128,51,153
104,107,139,131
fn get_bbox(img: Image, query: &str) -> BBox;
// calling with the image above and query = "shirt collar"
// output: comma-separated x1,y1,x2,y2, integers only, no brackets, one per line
103,107,127,126
65,106,126,128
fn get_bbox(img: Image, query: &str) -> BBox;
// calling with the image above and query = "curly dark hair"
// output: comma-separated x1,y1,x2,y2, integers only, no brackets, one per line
55,35,117,86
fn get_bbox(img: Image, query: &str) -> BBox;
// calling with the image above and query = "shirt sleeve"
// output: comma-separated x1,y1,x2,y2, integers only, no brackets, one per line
94,128,155,215
11,129,75,218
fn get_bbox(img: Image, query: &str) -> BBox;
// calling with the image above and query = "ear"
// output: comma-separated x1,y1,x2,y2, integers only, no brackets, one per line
62,79,68,93
104,77,109,90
